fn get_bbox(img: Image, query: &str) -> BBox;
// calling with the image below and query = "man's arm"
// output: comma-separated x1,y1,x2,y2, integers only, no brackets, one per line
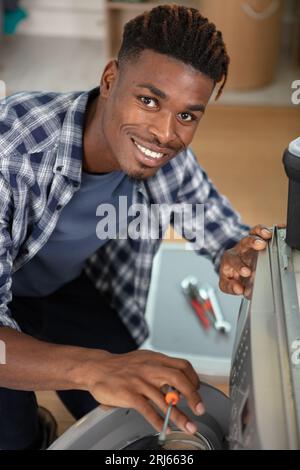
0,326,204,434
0,326,95,391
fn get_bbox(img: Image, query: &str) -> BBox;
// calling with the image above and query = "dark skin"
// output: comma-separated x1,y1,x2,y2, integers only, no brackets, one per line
0,49,272,438
219,225,272,298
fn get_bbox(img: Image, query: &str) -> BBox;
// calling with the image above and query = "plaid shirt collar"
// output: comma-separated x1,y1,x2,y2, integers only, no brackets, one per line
54,88,91,184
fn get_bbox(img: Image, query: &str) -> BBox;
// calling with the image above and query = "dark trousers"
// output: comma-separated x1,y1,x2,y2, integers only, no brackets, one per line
0,271,137,450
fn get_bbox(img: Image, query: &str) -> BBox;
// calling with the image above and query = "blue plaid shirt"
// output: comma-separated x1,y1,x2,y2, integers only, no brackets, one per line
0,88,249,345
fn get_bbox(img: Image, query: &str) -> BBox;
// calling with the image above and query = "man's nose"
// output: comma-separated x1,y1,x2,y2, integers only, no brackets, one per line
148,112,177,146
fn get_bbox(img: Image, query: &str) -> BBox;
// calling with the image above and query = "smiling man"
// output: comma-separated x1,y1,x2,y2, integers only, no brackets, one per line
0,4,271,449
84,50,213,179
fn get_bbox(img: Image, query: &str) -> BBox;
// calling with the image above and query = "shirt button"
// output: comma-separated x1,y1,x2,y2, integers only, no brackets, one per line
57,204,62,211
56,165,63,172
23,248,29,255
73,181,80,188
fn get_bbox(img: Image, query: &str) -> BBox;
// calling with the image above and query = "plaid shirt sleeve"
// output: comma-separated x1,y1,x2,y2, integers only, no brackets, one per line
0,175,21,330
176,148,250,271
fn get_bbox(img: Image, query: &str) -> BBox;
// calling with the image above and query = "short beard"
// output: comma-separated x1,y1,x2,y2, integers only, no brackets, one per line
127,172,148,182
122,163,156,182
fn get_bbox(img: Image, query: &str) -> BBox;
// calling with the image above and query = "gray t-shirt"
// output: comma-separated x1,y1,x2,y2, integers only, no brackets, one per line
12,170,133,297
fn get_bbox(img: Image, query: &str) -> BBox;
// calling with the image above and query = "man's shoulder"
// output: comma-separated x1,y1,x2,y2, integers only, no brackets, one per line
2,89,80,112
0,90,81,157
1,89,79,120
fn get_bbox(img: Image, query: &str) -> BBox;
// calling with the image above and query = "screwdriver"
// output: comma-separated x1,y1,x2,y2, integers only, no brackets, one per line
158,387,180,445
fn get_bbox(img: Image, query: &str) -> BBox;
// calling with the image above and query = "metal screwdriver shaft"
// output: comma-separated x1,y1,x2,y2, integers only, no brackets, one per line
158,402,173,444
158,387,179,445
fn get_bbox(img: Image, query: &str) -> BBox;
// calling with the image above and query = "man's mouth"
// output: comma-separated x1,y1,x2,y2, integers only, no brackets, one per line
132,139,165,160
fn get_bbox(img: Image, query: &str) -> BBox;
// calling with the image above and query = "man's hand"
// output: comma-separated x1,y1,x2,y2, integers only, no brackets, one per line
84,349,205,436
0,328,204,437
219,224,272,297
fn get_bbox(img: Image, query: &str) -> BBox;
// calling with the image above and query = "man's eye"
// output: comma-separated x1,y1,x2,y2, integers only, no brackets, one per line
179,112,193,122
139,96,157,108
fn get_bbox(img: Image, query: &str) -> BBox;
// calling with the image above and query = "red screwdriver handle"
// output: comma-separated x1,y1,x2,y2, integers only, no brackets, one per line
191,298,210,329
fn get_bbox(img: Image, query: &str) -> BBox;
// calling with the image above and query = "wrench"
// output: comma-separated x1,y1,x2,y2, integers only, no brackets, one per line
181,276,211,329
181,275,198,293
198,283,231,334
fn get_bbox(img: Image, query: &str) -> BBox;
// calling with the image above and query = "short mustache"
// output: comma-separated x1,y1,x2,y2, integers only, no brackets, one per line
131,134,185,153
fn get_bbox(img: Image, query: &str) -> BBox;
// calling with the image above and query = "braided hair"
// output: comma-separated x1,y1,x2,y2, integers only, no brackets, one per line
117,4,229,100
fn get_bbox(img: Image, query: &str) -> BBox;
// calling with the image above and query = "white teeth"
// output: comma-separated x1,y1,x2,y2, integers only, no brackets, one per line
134,140,164,159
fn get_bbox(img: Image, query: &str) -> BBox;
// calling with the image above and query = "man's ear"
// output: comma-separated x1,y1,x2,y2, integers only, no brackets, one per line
100,60,119,98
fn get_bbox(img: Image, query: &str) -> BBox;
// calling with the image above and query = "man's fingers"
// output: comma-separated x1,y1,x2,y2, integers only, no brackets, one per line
89,350,205,434
239,235,268,253
133,395,166,433
174,358,200,389
132,353,203,417
142,384,201,435
250,223,286,233
221,253,252,278
164,371,204,417
146,353,200,390
219,224,274,297
168,404,199,435
156,367,203,410
220,277,244,296
249,224,272,239
119,385,168,433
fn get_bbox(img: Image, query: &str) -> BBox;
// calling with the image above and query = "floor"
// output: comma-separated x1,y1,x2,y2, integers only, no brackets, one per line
1,33,300,438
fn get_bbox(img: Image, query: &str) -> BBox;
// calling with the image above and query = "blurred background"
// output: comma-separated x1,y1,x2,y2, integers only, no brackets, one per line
0,0,300,434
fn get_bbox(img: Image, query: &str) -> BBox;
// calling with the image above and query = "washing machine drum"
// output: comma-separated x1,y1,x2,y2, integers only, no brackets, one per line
49,383,230,450
123,430,215,451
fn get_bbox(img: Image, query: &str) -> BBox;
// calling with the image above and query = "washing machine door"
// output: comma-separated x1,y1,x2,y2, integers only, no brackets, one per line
48,383,230,450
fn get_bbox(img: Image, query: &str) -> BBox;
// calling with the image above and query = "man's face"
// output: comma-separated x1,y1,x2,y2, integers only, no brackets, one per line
99,49,214,180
